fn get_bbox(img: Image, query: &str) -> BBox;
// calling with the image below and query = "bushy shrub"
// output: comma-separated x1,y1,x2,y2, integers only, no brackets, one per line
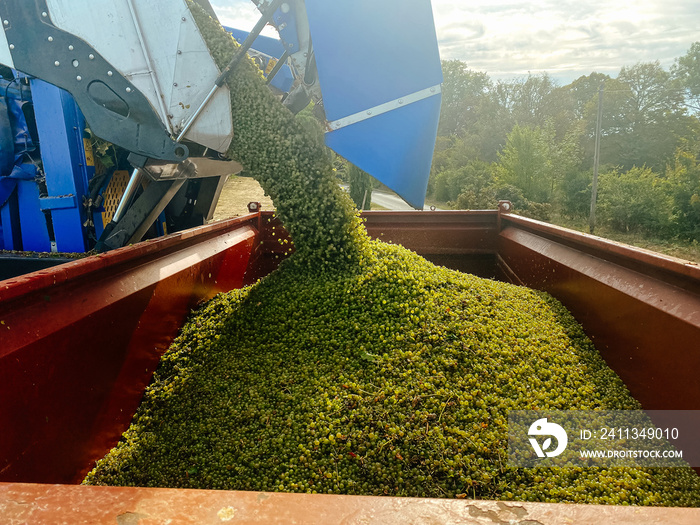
666,150,700,240
597,167,672,235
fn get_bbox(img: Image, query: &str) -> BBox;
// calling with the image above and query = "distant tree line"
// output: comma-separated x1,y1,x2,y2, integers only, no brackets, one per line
430,42,700,241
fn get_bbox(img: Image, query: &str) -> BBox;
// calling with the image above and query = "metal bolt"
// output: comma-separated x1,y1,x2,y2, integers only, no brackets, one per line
9,44,14,50
68,44,74,51
177,50,182,55
89,54,94,60
54,61,60,66
398,99,404,104
3,20,8,26
126,87,132,93
41,11,47,17
76,75,82,81
72,59,79,67
107,70,113,76
48,36,53,42
366,110,372,115
173,82,178,87
182,17,186,21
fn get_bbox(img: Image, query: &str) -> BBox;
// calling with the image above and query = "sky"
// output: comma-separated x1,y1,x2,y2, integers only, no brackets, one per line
211,0,700,85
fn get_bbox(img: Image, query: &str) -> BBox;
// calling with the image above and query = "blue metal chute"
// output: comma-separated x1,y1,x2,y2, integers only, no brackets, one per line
224,26,295,93
304,0,443,209
325,98,442,209
242,0,442,207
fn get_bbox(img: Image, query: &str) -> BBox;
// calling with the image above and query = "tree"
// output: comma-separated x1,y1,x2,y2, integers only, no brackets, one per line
494,124,552,202
619,62,684,127
568,75,631,171
493,124,567,203
566,73,611,120
438,60,491,137
433,159,493,204
560,168,592,219
509,73,559,126
468,87,514,162
673,42,700,112
614,62,687,171
347,164,372,210
569,64,692,173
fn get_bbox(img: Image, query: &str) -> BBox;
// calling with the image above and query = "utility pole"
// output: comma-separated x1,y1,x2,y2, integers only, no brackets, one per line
589,83,604,234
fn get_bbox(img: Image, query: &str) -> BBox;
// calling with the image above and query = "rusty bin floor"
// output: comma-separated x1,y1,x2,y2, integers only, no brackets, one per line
1,483,699,524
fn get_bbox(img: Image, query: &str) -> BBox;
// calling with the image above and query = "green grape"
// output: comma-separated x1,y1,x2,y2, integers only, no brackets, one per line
82,2,700,508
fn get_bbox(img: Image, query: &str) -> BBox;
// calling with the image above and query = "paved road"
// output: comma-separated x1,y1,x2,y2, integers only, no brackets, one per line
340,185,439,211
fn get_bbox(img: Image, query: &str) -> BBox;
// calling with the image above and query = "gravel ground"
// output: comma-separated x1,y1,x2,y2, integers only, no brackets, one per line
212,175,275,221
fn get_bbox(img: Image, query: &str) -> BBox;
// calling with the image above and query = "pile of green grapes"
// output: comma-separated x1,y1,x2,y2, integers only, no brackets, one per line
185,1,367,274
84,240,699,505
83,2,700,507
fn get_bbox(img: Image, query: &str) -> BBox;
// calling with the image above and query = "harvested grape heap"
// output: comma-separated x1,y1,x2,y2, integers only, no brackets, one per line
83,3,700,507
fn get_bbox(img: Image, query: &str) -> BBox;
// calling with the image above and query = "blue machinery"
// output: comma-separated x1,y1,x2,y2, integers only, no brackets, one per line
0,0,442,253
0,76,98,252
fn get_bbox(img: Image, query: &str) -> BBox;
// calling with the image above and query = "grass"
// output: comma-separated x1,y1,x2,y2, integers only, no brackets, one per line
553,216,700,263
427,197,700,264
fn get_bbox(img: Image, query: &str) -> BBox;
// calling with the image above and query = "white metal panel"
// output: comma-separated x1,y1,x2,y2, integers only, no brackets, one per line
171,12,233,152
0,11,15,68
46,0,233,152
327,84,441,131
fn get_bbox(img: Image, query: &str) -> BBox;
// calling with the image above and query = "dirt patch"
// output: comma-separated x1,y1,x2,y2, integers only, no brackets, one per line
212,176,275,221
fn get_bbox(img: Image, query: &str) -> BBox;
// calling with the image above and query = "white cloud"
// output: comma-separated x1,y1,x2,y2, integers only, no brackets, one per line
211,0,700,84
432,0,700,82
211,1,279,37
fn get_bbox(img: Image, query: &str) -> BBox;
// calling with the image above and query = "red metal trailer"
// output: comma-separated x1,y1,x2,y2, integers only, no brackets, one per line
1,205,699,523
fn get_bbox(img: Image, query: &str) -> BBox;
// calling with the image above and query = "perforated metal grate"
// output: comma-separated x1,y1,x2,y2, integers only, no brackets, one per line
101,170,130,224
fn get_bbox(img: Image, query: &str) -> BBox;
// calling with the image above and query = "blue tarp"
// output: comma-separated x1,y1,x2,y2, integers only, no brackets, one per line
304,0,443,209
